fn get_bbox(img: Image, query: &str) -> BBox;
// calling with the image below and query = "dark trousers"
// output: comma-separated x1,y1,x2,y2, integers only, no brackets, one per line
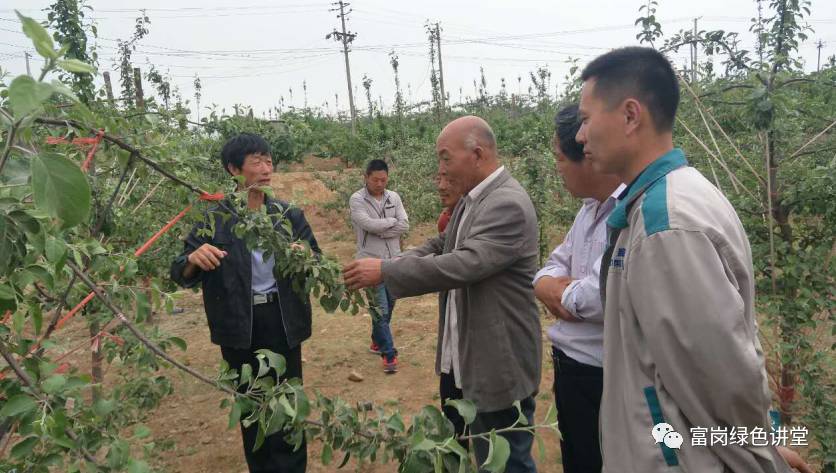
472,396,538,473
441,372,536,472
220,301,307,473
552,347,603,473
440,371,469,451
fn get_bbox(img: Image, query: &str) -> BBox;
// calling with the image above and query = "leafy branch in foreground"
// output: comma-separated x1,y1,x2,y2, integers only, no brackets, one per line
218,350,560,473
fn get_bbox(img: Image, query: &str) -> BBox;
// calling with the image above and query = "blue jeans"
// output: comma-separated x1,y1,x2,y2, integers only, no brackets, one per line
371,283,397,361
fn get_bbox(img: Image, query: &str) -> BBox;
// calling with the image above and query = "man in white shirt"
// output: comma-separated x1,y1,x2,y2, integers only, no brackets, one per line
534,104,622,473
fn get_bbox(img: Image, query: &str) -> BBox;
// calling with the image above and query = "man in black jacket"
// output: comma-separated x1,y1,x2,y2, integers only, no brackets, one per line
170,133,320,473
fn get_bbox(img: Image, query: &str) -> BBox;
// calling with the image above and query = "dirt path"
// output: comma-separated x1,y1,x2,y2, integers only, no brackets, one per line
142,169,563,472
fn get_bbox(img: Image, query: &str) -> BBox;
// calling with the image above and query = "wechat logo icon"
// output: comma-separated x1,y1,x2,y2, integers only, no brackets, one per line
652,423,684,449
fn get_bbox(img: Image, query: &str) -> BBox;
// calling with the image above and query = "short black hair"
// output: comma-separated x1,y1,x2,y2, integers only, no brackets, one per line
220,133,272,174
581,47,679,132
365,159,388,175
554,104,584,162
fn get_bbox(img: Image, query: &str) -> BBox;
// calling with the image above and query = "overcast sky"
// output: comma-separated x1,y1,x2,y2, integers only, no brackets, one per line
1,1,834,119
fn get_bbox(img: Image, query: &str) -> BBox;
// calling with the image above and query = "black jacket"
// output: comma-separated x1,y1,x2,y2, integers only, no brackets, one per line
170,197,321,349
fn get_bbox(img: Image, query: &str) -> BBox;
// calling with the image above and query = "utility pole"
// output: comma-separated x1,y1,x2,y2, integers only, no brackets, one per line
691,18,699,82
24,52,31,76
435,22,446,111
817,40,824,72
133,67,145,111
327,1,358,134
102,71,115,103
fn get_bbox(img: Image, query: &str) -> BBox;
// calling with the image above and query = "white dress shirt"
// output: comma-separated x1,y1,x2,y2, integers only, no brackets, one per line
533,183,626,367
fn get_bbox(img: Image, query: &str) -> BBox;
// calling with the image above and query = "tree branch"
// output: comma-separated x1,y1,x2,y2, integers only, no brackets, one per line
0,341,100,465
34,117,207,196
0,119,20,177
64,260,239,397
776,78,817,89
698,84,755,99
788,118,836,161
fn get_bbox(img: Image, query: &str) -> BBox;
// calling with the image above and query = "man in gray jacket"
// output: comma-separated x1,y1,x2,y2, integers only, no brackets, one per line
349,159,409,373
344,116,541,473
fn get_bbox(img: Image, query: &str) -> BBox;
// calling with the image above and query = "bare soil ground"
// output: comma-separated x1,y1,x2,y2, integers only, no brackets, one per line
136,169,563,472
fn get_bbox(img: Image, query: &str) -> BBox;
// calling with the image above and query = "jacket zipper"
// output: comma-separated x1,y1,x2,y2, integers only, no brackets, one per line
363,191,395,258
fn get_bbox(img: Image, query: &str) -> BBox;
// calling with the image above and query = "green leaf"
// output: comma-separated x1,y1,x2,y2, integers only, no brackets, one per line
134,292,150,322
168,336,187,351
127,459,150,473
41,374,66,394
58,59,96,74
45,236,67,264
481,430,510,473
10,436,38,458
0,218,13,274
16,11,56,59
228,401,242,429
12,308,24,333
7,75,55,117
31,152,91,228
513,400,528,426
279,395,296,418
255,349,286,376
444,399,477,425
0,283,15,300
25,264,54,291
386,412,405,433
416,438,437,452
253,423,266,451
338,451,351,468
31,303,43,336
441,437,468,458
8,210,41,234
240,363,253,386
133,424,151,439
48,80,79,103
321,442,333,465
93,399,116,418
543,403,558,426
0,394,38,417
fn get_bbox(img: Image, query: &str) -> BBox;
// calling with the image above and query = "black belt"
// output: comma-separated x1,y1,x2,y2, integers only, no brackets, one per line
252,292,279,306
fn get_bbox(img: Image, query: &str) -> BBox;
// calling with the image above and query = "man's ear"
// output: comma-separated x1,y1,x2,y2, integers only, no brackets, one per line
227,163,241,176
472,145,485,165
623,98,642,135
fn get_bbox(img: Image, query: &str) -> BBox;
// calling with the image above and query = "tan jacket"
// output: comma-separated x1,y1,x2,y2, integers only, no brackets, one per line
382,169,542,412
600,149,791,472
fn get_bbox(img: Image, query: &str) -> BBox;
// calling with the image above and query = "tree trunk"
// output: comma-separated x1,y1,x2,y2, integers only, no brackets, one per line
89,318,103,402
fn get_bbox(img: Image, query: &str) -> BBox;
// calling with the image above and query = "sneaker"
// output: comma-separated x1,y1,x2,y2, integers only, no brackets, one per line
369,343,381,355
382,357,398,374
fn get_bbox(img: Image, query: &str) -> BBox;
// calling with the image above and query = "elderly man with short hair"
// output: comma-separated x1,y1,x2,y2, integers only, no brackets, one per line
344,116,542,473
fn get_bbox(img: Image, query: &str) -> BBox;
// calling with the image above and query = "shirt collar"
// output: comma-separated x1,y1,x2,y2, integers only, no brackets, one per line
583,183,627,219
607,148,688,230
467,166,505,201
363,187,388,201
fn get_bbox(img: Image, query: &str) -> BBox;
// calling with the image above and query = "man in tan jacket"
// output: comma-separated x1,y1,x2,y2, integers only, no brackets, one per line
344,116,541,473
576,46,800,472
